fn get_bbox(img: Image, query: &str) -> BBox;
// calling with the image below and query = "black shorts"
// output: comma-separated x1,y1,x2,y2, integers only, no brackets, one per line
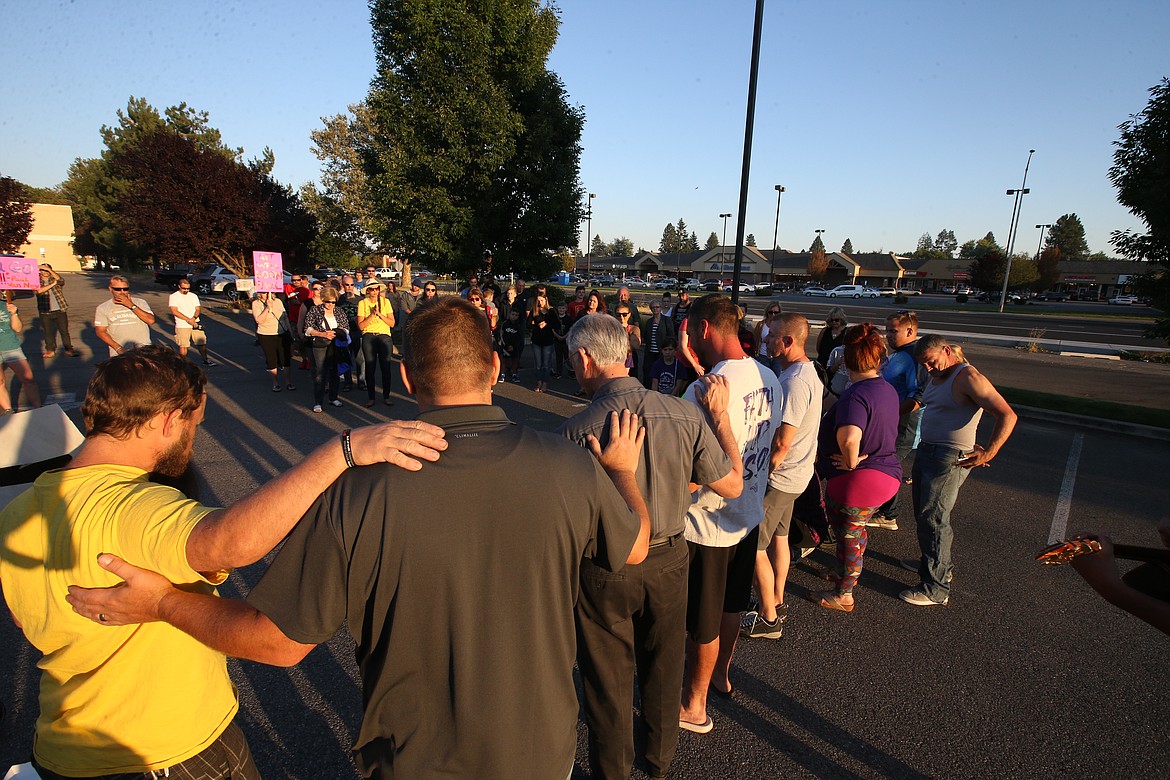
685,527,759,643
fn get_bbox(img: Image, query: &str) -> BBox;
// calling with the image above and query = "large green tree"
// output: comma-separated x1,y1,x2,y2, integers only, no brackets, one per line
0,175,34,254
361,0,583,279
959,231,1002,262
967,250,1007,292
1036,246,1062,290
705,231,719,250
841,238,854,255
63,97,249,266
1109,76,1170,341
809,233,825,254
1046,213,1089,260
108,130,267,269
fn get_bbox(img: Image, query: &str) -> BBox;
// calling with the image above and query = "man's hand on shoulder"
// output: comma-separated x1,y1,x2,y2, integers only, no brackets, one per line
66,553,173,626
693,374,730,418
587,409,645,475
349,420,449,471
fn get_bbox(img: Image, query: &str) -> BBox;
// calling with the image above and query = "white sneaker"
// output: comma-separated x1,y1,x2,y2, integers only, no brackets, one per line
899,587,948,606
330,399,343,407
312,404,323,413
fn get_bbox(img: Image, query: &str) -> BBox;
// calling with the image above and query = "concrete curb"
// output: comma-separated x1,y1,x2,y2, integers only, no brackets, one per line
1012,404,1170,442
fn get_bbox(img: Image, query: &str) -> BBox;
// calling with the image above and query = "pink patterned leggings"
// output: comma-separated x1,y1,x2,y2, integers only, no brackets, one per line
825,470,900,595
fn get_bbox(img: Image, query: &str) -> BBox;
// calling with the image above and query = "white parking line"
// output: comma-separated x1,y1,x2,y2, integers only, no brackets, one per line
1047,432,1084,544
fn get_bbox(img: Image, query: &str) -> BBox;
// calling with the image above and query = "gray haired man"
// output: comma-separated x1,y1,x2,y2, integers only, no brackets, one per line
558,313,743,780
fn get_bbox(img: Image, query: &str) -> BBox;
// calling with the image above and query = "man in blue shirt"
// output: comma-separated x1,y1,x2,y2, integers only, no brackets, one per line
868,311,926,531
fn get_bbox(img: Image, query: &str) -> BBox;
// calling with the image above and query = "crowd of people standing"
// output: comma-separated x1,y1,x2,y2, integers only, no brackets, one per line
1,260,1027,779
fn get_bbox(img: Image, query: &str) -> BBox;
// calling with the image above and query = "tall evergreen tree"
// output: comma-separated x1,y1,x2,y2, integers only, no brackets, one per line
1045,213,1089,260
659,222,679,254
688,231,699,252
841,238,854,255
746,233,756,247
705,231,719,250
810,233,825,254
363,0,583,278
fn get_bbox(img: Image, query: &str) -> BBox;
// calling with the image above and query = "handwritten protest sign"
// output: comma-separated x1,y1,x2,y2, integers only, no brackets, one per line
252,251,284,293
0,256,40,291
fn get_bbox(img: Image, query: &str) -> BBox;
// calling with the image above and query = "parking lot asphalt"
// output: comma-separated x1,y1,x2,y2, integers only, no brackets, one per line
3,272,1170,778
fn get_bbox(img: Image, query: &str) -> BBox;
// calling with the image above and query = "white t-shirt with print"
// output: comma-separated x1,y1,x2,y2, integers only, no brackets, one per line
683,356,783,547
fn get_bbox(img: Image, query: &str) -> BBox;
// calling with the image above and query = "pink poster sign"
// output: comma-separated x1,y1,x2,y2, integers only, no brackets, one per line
252,251,284,293
0,256,40,290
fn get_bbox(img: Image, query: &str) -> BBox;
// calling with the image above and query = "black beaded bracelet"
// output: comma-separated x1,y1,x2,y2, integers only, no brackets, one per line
340,428,356,468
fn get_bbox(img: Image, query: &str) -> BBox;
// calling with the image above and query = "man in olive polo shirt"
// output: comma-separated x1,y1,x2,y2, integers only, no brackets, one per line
559,313,742,780
67,298,652,780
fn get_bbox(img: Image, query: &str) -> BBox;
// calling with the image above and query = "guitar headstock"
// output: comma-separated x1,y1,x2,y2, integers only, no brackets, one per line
1035,538,1103,565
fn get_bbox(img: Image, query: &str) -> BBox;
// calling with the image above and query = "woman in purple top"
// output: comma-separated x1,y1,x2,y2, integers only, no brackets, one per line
811,323,901,612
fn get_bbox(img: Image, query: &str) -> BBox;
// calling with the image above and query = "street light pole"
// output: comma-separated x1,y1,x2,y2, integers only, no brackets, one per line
720,212,732,283
584,193,595,278
1034,223,1052,259
998,150,1035,313
771,185,785,287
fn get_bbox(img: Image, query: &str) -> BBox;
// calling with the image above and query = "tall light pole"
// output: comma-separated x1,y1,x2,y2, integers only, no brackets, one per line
771,185,785,287
1034,223,1052,259
584,193,595,278
998,149,1035,312
720,212,732,279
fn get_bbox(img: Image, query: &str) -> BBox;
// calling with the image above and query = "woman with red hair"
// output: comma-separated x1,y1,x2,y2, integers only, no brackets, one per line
810,323,901,612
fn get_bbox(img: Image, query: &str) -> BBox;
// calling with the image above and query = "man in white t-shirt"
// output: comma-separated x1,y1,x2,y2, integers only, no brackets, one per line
168,281,216,366
741,313,822,640
678,294,782,735
93,275,155,357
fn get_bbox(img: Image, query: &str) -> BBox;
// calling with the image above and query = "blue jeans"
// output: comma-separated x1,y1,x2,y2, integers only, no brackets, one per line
911,442,971,602
532,343,554,380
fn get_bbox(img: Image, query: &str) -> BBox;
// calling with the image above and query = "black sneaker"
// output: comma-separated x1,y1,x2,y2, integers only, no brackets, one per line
550,371,562,379
739,611,783,639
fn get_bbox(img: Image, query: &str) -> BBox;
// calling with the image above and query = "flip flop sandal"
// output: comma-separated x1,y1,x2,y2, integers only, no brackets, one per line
809,590,854,613
679,715,714,734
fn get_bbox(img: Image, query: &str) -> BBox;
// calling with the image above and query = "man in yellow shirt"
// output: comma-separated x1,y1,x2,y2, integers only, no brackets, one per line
0,346,447,778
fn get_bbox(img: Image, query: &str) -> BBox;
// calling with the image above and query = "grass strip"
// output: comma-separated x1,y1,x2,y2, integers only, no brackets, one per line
1001,387,1170,430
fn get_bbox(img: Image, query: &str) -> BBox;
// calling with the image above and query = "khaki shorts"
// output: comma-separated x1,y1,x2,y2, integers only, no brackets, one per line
176,328,207,348
757,487,802,548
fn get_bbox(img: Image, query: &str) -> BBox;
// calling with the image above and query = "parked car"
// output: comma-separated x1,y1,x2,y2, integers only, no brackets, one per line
374,267,400,281
803,287,829,297
701,279,723,292
1034,290,1068,302
976,290,1024,304
190,265,239,296
594,275,616,287
625,277,651,288
153,262,197,288
896,287,923,296
683,278,704,291
941,285,957,295
653,278,678,289
877,287,898,297
827,284,879,299
1108,294,1139,305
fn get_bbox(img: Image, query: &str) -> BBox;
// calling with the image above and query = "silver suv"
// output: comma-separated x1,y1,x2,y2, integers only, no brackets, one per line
827,284,879,298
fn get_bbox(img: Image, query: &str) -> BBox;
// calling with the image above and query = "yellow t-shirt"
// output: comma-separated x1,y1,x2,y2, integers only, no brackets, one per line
0,465,238,775
357,297,394,336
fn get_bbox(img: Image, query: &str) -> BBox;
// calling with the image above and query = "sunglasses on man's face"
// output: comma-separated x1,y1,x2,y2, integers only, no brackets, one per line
111,287,130,292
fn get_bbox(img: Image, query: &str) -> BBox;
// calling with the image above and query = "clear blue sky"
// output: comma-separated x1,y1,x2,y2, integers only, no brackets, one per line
2,0,1166,258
